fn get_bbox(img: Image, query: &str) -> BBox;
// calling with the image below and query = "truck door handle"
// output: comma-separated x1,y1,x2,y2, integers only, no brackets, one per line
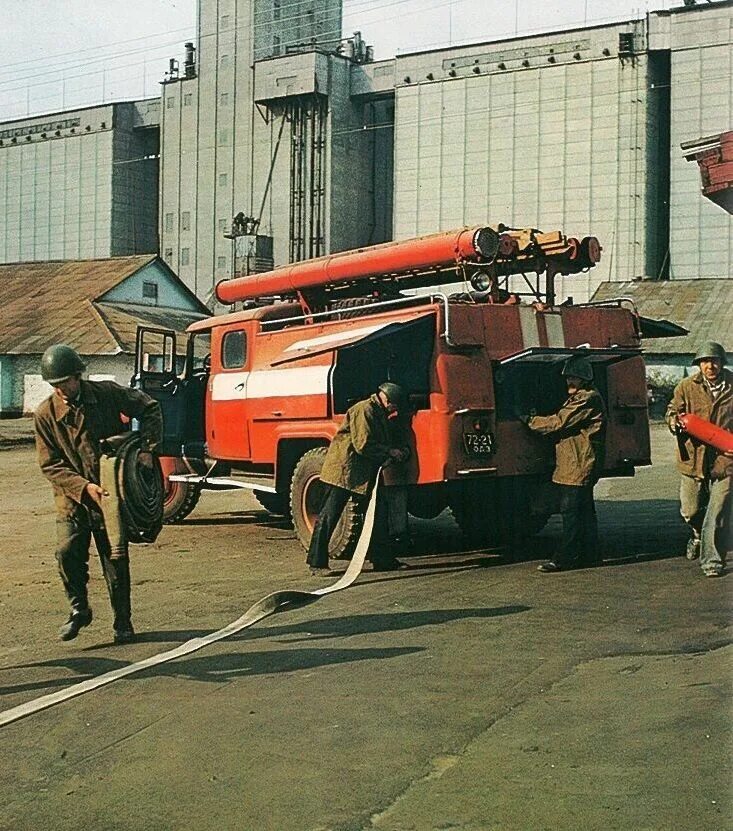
235,382,245,391
271,410,283,417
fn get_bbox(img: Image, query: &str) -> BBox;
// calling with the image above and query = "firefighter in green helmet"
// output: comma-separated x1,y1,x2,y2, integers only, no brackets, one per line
306,382,411,575
34,344,163,643
666,341,732,577
517,355,607,572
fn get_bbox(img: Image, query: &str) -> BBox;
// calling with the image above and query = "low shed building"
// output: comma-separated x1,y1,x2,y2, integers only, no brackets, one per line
0,255,209,415
593,278,733,416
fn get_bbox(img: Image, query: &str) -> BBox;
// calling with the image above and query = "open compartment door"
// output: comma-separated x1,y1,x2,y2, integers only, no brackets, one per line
497,346,650,475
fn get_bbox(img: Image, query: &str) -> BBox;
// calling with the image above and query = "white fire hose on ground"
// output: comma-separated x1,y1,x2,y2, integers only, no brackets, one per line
0,479,381,729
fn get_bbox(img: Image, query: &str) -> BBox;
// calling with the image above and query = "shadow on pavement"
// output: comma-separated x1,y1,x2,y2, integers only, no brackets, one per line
0,605,528,696
183,512,291,529
0,646,425,697
240,604,530,642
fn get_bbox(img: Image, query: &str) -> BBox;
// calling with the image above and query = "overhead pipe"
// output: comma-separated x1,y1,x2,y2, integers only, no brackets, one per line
216,226,501,305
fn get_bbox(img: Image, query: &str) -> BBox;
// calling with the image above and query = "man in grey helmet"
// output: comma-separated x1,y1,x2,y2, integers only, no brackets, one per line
34,344,163,643
666,341,732,578
518,355,607,572
306,382,411,575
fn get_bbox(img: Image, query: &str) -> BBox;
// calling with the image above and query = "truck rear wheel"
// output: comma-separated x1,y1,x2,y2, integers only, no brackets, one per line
448,480,504,548
448,477,551,549
290,447,363,560
160,457,201,524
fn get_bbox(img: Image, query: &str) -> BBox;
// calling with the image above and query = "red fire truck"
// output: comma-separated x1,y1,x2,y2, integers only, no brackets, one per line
135,225,681,558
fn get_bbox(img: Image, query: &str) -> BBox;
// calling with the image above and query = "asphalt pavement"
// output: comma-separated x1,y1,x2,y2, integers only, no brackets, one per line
0,424,730,831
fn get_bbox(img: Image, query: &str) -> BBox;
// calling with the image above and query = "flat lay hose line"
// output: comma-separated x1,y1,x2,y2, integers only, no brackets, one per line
0,475,381,729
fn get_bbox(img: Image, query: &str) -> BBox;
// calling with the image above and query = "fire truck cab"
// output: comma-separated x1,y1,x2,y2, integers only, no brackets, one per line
135,225,683,558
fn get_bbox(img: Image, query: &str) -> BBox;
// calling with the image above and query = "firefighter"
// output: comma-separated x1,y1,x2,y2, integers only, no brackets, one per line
518,355,607,572
306,382,411,575
34,344,163,643
666,341,732,578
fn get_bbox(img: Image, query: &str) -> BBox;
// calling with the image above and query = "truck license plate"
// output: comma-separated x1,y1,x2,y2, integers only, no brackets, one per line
463,431,494,456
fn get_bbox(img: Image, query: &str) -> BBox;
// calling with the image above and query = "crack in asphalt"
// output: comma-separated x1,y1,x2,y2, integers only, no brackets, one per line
353,639,733,831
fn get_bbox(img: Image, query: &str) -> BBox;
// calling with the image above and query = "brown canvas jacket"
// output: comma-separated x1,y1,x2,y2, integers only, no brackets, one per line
665,368,733,480
527,387,606,486
319,394,407,495
34,380,163,518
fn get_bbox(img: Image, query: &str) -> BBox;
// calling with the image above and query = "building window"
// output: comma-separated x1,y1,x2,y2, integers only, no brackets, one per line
165,213,174,233
142,281,159,302
217,256,227,270
164,247,173,260
166,97,175,109
181,248,190,266
184,93,193,106
181,211,191,231
222,330,246,369
220,14,230,29
220,54,229,68
219,129,228,145
218,173,228,187
220,92,229,106
274,0,281,20
218,218,228,232
273,35,281,56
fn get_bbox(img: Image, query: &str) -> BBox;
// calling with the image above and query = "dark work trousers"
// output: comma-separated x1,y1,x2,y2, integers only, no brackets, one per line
556,483,599,569
306,485,353,568
306,481,394,569
55,512,132,630
368,485,398,568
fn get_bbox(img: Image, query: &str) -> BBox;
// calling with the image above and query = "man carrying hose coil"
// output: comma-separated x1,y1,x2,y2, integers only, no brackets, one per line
306,383,411,575
666,341,733,578
34,344,163,643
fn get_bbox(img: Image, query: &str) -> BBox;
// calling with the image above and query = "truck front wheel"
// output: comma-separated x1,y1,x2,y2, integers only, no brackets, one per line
253,490,289,517
159,457,201,523
290,447,363,560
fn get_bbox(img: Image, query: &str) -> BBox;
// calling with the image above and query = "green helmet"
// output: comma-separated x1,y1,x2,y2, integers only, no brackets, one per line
378,382,408,411
692,341,727,366
561,356,593,382
41,344,86,384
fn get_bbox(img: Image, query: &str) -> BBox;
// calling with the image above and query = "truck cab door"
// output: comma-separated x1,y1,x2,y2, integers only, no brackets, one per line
207,324,251,461
133,327,187,455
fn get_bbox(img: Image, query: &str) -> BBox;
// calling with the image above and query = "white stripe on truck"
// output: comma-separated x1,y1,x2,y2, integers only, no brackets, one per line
211,365,331,401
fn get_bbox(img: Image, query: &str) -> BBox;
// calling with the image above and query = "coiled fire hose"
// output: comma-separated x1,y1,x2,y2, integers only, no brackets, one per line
0,475,380,728
99,432,164,557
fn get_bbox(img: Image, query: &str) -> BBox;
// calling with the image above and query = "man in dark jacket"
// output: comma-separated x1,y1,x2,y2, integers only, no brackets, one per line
521,355,607,572
34,344,163,643
306,383,411,575
666,341,732,577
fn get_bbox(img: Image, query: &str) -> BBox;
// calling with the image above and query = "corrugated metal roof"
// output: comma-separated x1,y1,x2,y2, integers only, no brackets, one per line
0,257,203,355
592,279,733,354
95,303,207,353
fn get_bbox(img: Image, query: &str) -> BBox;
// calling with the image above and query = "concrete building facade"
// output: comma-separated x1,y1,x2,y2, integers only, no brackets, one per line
655,3,733,279
0,100,160,262
158,0,730,307
158,0,342,303
0,2,730,308
386,20,669,301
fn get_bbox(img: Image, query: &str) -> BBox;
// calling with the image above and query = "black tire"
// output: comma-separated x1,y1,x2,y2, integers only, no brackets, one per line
253,489,289,517
163,480,201,523
290,447,363,560
448,477,551,549
406,483,447,520
448,479,504,548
